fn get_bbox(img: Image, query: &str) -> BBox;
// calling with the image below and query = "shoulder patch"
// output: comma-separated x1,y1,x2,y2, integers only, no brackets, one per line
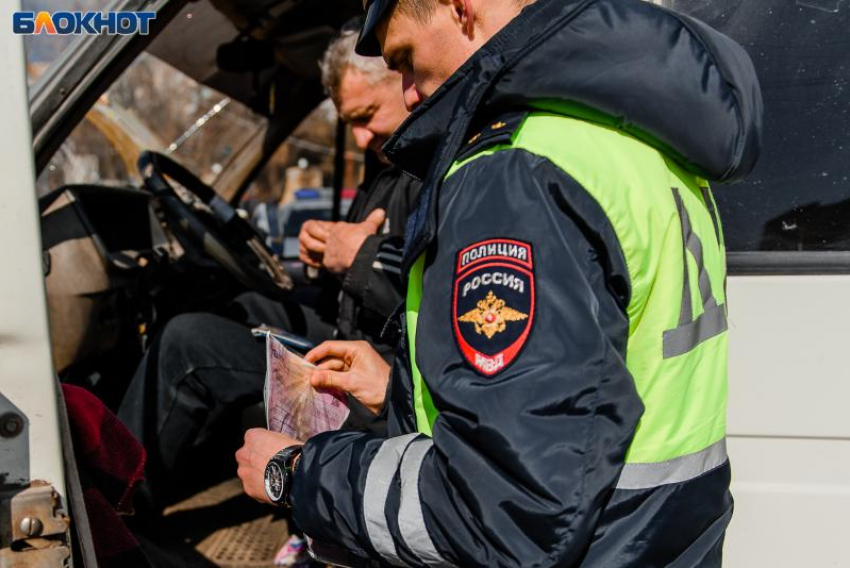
452,239,535,376
454,111,528,163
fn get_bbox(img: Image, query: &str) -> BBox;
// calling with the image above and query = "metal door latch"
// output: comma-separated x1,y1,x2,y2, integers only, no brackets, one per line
0,482,71,567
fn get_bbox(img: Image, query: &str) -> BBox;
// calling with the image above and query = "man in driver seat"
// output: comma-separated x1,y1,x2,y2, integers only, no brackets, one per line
117,27,419,516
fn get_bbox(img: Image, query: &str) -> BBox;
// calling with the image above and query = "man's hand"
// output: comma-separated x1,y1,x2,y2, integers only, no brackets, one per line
236,428,302,504
298,219,332,268
306,340,391,414
321,209,386,274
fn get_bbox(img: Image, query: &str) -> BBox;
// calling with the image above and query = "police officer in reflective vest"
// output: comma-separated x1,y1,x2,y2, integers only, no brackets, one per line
236,0,763,565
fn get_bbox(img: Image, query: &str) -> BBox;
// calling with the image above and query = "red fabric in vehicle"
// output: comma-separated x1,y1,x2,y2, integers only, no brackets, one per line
63,384,147,565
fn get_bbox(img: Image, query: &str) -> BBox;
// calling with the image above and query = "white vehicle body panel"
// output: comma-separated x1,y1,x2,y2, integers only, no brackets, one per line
725,274,850,566
0,0,66,499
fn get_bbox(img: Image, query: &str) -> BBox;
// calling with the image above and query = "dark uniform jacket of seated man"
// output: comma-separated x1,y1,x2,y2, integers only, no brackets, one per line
284,1,763,567
118,154,420,509
322,152,421,358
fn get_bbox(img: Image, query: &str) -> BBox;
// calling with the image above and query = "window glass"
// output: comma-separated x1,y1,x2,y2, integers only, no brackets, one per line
34,51,264,196
241,99,364,213
117,54,264,183
670,0,850,251
23,0,110,86
240,100,363,255
38,118,130,194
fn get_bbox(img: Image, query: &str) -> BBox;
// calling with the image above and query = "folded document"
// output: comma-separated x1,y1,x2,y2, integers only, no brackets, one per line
262,332,350,440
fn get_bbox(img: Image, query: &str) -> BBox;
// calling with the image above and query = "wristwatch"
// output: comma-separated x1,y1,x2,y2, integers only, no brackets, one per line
264,445,303,507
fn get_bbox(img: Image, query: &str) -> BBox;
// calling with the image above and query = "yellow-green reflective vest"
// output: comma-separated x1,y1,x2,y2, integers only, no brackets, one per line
406,111,728,469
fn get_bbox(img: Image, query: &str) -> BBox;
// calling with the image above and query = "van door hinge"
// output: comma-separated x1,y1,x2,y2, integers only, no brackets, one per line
0,483,71,568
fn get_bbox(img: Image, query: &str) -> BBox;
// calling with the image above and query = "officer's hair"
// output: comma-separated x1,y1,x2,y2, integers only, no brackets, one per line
396,0,436,22
320,29,395,102
397,0,536,23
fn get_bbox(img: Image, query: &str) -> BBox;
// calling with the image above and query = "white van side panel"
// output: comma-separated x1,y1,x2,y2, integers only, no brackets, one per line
725,274,850,567
0,0,66,497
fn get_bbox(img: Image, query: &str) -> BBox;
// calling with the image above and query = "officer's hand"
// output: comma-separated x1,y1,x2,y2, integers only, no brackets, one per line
298,219,332,268
306,340,391,414
236,428,302,504
321,209,386,274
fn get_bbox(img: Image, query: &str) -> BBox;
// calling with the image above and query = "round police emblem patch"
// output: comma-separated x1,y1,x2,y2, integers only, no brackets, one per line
452,239,534,376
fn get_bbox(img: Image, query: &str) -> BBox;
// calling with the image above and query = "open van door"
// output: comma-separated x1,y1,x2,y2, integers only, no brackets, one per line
0,1,72,564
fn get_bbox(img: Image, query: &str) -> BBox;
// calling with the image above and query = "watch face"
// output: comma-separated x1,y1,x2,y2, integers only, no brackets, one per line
265,461,285,502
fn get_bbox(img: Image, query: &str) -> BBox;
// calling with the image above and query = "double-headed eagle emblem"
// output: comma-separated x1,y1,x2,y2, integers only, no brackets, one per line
459,291,528,339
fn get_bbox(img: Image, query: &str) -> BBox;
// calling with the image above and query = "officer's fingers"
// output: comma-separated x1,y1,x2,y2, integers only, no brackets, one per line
304,342,331,363
316,359,347,372
243,428,295,468
236,464,249,488
311,369,351,393
244,427,266,442
236,463,255,484
305,340,356,364
348,340,385,368
363,208,386,232
235,444,250,466
241,428,264,466
237,465,268,503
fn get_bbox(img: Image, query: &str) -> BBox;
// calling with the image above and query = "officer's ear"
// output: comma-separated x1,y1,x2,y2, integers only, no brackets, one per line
449,0,475,37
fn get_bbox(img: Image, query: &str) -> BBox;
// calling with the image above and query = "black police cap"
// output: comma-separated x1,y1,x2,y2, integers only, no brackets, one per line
356,0,396,56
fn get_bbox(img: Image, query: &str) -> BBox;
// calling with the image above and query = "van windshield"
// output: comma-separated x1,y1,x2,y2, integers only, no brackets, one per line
32,51,264,196
23,0,110,86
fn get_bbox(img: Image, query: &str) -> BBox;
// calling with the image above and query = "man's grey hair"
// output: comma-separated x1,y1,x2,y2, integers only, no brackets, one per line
320,29,394,102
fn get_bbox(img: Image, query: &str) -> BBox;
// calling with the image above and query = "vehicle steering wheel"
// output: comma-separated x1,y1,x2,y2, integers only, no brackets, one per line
138,151,292,297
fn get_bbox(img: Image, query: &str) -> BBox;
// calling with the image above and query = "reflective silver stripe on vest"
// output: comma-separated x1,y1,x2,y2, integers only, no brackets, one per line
397,438,458,567
663,303,728,358
663,188,728,359
615,438,728,490
363,434,419,567
699,186,722,246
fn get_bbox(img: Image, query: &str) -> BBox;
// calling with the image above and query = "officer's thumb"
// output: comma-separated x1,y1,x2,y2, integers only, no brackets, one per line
363,208,386,233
